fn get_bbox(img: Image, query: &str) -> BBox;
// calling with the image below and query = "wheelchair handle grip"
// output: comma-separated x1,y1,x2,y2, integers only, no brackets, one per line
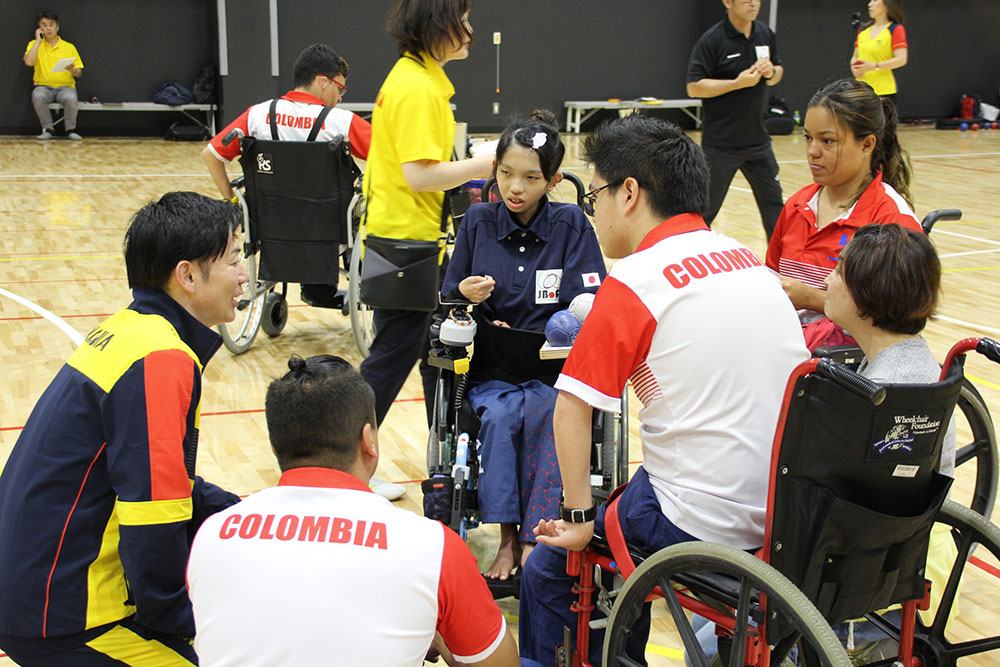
816,358,886,405
977,338,1000,365
221,128,244,147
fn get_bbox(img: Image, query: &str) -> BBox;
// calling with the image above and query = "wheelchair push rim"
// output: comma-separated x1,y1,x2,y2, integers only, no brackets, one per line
953,380,999,520
217,250,270,355
602,541,850,667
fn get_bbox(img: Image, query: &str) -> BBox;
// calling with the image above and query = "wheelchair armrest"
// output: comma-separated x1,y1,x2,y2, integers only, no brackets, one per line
229,175,245,190
812,344,864,367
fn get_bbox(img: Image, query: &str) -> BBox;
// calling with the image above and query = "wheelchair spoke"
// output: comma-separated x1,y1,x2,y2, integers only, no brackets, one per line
729,575,751,667
660,574,711,667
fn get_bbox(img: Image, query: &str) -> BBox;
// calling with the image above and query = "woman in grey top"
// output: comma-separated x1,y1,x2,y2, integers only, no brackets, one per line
822,222,955,475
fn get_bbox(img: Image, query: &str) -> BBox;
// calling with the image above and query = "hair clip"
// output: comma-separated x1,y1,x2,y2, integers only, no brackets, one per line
531,132,548,150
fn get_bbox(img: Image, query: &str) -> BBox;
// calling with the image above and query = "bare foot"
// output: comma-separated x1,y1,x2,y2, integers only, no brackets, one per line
484,523,521,580
520,541,535,568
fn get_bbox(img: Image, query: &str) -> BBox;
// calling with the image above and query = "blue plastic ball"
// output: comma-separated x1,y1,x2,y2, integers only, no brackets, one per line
545,309,582,347
959,122,969,131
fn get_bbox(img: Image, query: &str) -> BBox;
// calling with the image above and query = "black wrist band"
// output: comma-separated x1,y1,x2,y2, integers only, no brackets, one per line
559,503,597,523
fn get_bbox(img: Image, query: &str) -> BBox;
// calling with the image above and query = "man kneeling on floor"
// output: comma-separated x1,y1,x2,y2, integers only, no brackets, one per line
187,354,519,666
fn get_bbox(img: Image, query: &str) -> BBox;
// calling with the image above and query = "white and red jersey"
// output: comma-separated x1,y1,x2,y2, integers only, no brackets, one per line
187,468,506,666
766,172,919,291
207,90,371,163
556,214,808,549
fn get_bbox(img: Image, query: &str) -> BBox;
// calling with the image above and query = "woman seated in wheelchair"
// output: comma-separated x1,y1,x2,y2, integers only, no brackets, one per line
440,109,606,579
765,78,921,350
824,222,957,659
824,223,954,475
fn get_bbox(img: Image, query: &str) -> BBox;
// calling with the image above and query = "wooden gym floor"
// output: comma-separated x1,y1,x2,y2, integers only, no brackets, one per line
1,124,999,664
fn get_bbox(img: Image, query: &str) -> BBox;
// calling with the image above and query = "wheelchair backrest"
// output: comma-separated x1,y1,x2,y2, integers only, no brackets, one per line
238,136,361,283
766,359,963,625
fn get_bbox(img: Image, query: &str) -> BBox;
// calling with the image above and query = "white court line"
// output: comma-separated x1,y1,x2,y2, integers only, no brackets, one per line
932,228,1000,246
936,315,1000,337
0,173,209,179
0,287,83,346
940,248,1000,259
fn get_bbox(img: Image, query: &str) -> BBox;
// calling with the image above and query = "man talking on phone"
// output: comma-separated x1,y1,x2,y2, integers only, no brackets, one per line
23,10,84,140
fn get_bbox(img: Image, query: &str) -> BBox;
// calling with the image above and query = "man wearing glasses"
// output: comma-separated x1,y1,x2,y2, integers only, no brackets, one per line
519,114,808,665
202,43,369,202
687,0,784,240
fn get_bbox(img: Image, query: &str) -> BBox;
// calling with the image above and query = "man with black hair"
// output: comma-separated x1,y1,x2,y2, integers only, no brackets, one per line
202,43,370,202
23,11,84,140
687,0,784,239
0,192,245,666
518,115,808,665
188,355,519,666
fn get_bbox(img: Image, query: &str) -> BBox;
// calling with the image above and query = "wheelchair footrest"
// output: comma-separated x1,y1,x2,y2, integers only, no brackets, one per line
486,571,521,600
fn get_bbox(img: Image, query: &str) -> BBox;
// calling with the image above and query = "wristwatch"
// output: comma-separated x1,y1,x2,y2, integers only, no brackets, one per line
559,503,597,523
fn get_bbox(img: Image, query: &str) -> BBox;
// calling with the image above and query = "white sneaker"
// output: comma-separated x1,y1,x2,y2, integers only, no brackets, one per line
36,130,53,140
370,476,406,501
67,131,82,141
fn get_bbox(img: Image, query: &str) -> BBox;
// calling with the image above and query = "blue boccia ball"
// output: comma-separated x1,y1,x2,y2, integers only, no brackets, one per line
959,122,969,131
545,309,582,347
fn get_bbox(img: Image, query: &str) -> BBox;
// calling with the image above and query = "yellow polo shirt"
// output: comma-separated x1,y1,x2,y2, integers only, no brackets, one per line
855,23,906,96
25,37,84,88
363,53,455,242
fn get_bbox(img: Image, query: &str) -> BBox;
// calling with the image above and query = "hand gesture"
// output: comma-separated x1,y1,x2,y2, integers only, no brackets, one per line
752,58,775,80
736,66,763,89
851,60,874,78
458,275,495,303
533,518,594,552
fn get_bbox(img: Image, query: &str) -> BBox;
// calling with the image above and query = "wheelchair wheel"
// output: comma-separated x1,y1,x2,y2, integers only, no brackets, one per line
260,289,288,337
859,500,1000,666
952,379,999,519
603,542,850,667
217,252,267,355
348,235,376,358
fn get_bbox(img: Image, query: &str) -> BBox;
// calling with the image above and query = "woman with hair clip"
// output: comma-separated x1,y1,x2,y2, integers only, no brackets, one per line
441,109,606,581
765,77,920,349
851,0,908,106
823,222,956,662
360,0,494,436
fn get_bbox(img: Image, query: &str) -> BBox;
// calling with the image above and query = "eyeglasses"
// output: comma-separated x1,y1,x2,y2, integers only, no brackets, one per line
323,75,347,97
581,182,618,216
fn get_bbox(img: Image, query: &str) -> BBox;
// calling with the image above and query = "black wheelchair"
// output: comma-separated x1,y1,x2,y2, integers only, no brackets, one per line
216,129,375,356
561,337,1000,667
812,209,998,520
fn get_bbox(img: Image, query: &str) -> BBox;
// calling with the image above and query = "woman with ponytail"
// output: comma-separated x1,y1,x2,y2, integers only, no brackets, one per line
765,78,919,349
851,0,908,107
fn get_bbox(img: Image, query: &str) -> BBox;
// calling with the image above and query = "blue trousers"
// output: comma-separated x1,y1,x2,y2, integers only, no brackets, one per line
468,379,561,542
519,468,699,666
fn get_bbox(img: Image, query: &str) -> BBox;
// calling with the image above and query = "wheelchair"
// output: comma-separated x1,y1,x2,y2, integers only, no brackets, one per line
811,209,998,520
422,171,629,594
216,129,375,356
560,337,1000,667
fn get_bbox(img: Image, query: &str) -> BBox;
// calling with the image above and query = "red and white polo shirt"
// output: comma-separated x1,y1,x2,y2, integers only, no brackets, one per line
188,468,506,666
556,214,809,549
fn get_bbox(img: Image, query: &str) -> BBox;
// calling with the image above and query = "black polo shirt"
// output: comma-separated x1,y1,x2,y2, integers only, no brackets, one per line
687,18,781,150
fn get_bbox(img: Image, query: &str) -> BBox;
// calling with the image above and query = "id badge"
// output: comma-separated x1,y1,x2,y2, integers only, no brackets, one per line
755,45,770,60
536,269,562,304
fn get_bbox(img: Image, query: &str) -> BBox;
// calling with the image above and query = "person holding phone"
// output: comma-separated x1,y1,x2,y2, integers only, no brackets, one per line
23,11,84,140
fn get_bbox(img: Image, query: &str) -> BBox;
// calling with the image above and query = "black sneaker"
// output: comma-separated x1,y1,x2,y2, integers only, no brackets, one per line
300,284,345,309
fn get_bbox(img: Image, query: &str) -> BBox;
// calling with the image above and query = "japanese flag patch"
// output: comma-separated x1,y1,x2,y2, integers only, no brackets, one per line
581,272,602,288
536,269,562,304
